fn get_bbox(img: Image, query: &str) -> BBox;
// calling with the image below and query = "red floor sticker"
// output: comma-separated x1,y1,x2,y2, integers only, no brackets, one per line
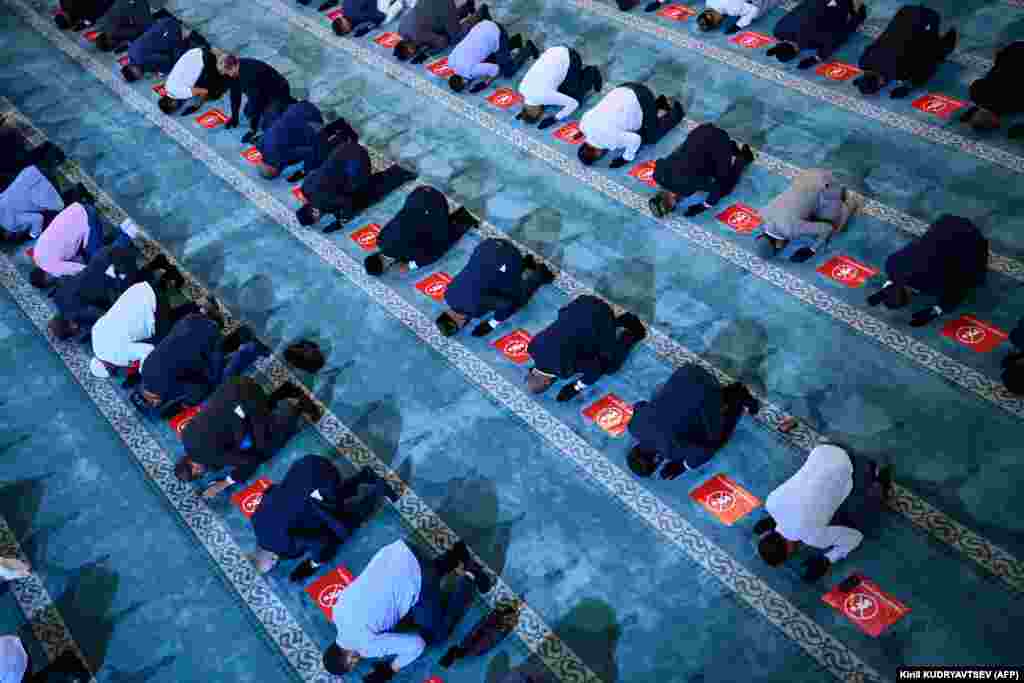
485,87,524,110
815,255,878,288
325,8,344,20
82,30,99,42
230,477,272,519
168,404,202,438
240,146,263,164
730,31,775,49
374,31,401,48
117,55,129,67
552,121,585,145
196,108,229,129
291,186,306,203
305,565,355,619
941,315,1008,353
912,94,966,119
582,393,634,437
656,3,695,20
424,678,444,683
822,576,911,637
152,83,167,97
426,57,455,78
349,223,381,251
26,247,34,259
716,202,762,233
415,272,453,302
492,329,533,364
815,61,861,82
627,160,658,188
689,473,761,525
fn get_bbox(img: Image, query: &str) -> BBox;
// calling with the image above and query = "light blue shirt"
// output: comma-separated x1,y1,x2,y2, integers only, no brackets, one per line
447,20,501,80
0,636,27,683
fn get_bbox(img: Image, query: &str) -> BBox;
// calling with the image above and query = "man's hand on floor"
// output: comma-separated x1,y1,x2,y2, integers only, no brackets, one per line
201,479,233,499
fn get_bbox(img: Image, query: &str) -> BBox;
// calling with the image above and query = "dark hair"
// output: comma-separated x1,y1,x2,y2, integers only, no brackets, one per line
174,457,198,482
436,312,459,337
29,267,50,289
626,448,659,478
1003,365,1024,395
519,104,543,124
158,97,181,115
577,143,603,166
363,253,385,276
757,531,789,566
96,33,114,52
394,40,418,61
296,203,318,227
122,64,143,82
883,284,909,309
54,12,71,29
448,75,466,93
48,316,75,340
322,644,356,675
331,16,352,36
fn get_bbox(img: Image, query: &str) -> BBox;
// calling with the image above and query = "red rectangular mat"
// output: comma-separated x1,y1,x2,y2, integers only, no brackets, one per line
152,83,167,97
374,32,401,48
168,404,202,439
196,108,229,129
26,247,34,259
117,55,129,67
582,393,634,437
291,186,306,203
349,223,381,251
492,329,533,364
627,160,658,188
485,87,523,110
815,61,861,82
552,121,585,145
816,255,878,288
424,678,444,683
716,202,762,233
230,477,273,519
941,315,1008,353
656,4,695,20
911,94,966,119
730,31,775,49
426,57,454,78
82,30,99,42
822,575,911,637
240,146,263,164
415,272,453,302
325,8,344,20
689,473,761,525
305,565,355,619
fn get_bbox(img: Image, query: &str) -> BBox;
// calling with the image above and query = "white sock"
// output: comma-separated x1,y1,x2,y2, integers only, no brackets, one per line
120,218,139,238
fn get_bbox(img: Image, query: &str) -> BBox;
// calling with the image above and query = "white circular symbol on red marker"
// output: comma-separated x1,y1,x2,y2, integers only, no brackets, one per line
729,211,751,227
597,407,624,429
357,231,377,246
319,584,343,608
706,490,736,512
827,66,849,79
426,282,447,296
955,325,986,345
740,36,758,47
241,492,264,513
924,99,946,113
496,93,513,105
844,593,878,621
637,167,654,181
505,340,528,355
832,263,858,281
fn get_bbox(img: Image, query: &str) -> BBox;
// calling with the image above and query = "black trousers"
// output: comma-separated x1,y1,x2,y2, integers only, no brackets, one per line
315,165,416,218
558,48,600,103
453,265,548,322
622,82,680,146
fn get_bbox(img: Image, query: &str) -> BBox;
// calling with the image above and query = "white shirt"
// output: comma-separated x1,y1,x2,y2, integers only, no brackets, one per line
0,636,27,683
447,20,501,80
579,87,644,161
706,0,765,28
765,444,863,563
0,558,30,582
518,46,579,120
165,47,204,100
332,540,424,669
91,281,157,369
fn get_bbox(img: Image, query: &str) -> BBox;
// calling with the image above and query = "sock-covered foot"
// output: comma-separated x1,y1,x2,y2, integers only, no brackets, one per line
289,559,319,583
461,552,494,593
617,312,647,341
522,253,538,270
221,325,255,353
741,144,754,164
472,320,497,337
527,40,540,60
269,381,304,405
536,262,556,284
508,33,523,51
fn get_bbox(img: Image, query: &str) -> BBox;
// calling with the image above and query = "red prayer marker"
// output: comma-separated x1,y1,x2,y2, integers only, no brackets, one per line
627,160,658,188
492,329,533,364
715,203,762,233
349,223,381,251
325,8,345,20
117,55,129,67
305,565,355,619
911,94,966,119
689,474,761,525
82,30,100,42
815,255,878,288
230,477,273,519
415,272,453,302
374,32,401,48
582,393,634,437
240,147,263,164
815,61,862,82
656,4,695,20
426,57,455,78
940,315,1008,353
152,83,168,97
168,404,202,438
291,186,307,203
730,31,775,49
196,108,229,129
822,575,911,637
553,121,585,145
485,87,524,110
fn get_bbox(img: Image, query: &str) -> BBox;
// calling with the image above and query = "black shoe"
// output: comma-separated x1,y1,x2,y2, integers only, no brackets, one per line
526,40,540,60
536,262,556,284
644,0,661,10
593,69,603,93
958,105,979,124
449,205,479,229
655,94,669,110
478,3,491,20
522,253,538,270
440,646,465,668
286,169,305,183
296,393,324,422
508,33,523,51
463,554,493,593
741,144,754,164
289,559,318,583
1002,351,1024,369
875,464,893,500
617,312,647,341
753,516,775,535
160,266,185,291
323,218,347,234
866,287,887,307
269,381,305,405
221,324,255,353
797,56,819,70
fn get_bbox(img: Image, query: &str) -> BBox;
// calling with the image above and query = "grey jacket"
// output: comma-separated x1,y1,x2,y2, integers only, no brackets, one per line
0,166,63,237
760,168,860,251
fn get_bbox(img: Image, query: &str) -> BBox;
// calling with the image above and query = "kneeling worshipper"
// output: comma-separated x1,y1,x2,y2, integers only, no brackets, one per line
959,41,1024,138
331,0,415,37
1002,318,1024,395
296,139,418,234
394,0,486,63
515,46,603,130
121,16,194,82
252,101,324,180
249,456,397,582
0,166,65,243
363,186,477,275
753,168,862,263
0,637,91,683
526,295,647,402
284,116,359,183
54,0,114,30
577,84,684,168
649,123,755,218
853,5,957,99
92,0,153,52
645,0,782,33
216,54,294,139
865,214,988,327
132,313,269,417
755,443,891,582
30,202,134,288
175,377,323,498
0,116,65,190
322,538,493,681
627,365,759,480
436,239,555,337
768,0,867,70
446,19,540,94
158,47,229,117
